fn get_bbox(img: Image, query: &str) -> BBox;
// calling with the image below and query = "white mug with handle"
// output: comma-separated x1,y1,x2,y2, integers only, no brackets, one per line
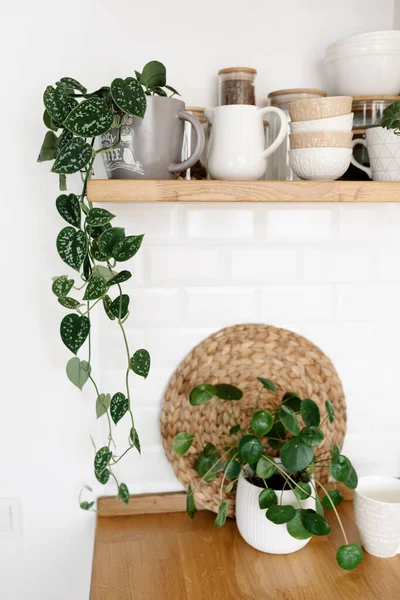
351,126,400,181
354,475,400,558
205,105,288,180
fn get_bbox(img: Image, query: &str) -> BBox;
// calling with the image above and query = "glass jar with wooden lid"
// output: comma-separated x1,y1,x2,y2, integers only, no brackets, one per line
352,96,400,130
265,88,327,180
218,67,257,106
182,107,209,180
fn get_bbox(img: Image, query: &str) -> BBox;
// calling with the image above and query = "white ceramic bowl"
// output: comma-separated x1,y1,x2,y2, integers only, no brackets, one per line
327,30,400,52
289,147,352,180
324,52,400,95
290,113,354,133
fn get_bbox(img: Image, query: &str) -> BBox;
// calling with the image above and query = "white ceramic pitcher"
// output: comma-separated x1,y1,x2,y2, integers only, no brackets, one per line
205,105,288,180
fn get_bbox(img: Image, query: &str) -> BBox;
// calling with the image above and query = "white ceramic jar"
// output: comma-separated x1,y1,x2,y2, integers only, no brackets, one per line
235,477,315,554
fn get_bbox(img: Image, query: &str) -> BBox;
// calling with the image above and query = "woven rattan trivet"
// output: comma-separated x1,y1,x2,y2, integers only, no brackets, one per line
161,323,346,516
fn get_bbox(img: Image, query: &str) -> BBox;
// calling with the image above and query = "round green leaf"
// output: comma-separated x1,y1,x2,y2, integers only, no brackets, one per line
282,392,302,413
110,392,129,425
279,404,300,436
130,349,150,378
301,398,321,427
86,208,116,227
336,544,363,570
381,101,400,130
286,509,312,540
321,488,343,509
229,424,241,435
96,393,111,419
57,227,87,271
141,61,167,89
214,383,243,401
257,377,277,392
173,432,195,456
267,422,286,449
60,314,90,354
293,481,312,500
238,435,263,464
103,295,115,320
64,97,114,137
186,484,197,519
214,501,228,528
258,488,277,509
280,438,314,472
43,85,77,123
80,501,94,511
66,357,91,390
52,275,74,298
325,399,335,423
251,410,273,435
195,450,220,482
110,77,147,117
266,505,296,524
301,510,331,536
98,227,125,258
108,270,132,286
299,426,324,448
110,294,130,319
83,276,108,301
256,455,277,480
112,234,144,262
330,455,351,483
344,464,358,490
189,384,217,406
223,459,241,479
118,483,130,505
52,136,93,175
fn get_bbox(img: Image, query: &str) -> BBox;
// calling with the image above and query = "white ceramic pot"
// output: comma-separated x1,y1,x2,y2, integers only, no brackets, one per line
351,126,400,181
205,105,288,180
354,475,400,558
235,477,315,554
290,113,354,133
289,147,352,180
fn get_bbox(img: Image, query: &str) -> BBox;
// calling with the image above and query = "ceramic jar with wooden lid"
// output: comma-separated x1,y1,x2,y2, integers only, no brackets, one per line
265,88,327,180
218,67,257,106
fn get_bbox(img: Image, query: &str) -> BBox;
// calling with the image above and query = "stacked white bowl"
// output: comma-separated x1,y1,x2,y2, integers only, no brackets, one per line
288,96,354,180
324,30,400,95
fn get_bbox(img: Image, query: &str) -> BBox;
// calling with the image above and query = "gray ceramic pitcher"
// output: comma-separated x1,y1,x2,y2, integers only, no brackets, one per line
101,97,205,180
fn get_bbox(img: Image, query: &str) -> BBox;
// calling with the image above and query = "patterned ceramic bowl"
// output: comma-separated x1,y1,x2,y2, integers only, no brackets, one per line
290,131,353,149
288,96,353,122
289,147,352,180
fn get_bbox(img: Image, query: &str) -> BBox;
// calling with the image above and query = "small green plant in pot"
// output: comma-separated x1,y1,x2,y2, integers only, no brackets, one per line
173,378,362,570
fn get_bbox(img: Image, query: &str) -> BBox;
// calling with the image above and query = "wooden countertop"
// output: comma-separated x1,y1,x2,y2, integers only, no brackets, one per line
90,495,399,600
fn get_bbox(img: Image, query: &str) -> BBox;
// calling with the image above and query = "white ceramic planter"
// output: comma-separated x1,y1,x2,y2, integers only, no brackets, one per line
236,477,315,554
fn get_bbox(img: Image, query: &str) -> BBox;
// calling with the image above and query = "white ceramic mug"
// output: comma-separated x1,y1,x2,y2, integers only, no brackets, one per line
351,126,400,181
205,105,288,180
354,475,400,558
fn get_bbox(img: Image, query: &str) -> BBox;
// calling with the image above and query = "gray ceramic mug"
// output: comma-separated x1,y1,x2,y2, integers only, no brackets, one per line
101,96,205,180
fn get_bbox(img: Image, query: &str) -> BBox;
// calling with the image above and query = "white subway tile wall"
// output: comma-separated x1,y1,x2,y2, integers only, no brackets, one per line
99,202,400,495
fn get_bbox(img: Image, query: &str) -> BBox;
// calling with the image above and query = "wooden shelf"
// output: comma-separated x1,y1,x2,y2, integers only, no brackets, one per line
87,179,400,203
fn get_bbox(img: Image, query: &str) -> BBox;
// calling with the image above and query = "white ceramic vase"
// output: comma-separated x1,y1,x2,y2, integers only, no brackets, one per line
236,477,315,554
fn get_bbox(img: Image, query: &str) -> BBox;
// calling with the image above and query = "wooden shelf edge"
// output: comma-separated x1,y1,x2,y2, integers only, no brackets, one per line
87,179,400,203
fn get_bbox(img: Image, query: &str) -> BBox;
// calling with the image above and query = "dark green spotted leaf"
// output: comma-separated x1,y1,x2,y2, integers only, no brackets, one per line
189,384,217,406
54,129,74,159
64,97,114,137
110,77,146,117
258,488,277,509
96,393,111,419
98,227,125,258
251,410,274,435
223,459,241,479
214,501,228,528
279,404,300,436
66,357,91,390
173,432,195,456
86,208,115,227
108,270,132,286
57,77,87,95
130,349,150,378
186,484,197,519
102,295,115,320
37,131,57,162
299,426,324,448
256,455,277,479
293,482,312,500
286,509,312,540
266,505,296,524
141,61,167,89
118,483,130,505
56,194,81,228
110,294,130,319
336,544,363,570
96,468,110,484
131,428,141,453
238,435,263,464
215,383,243,400
321,488,344,509
325,399,335,423
301,398,321,427
110,392,129,425
94,446,111,483
89,222,112,239
257,377,277,392
112,234,144,262
52,275,74,297
60,314,90,354
301,510,331,536
280,438,313,472
57,227,87,271
52,136,92,174
43,85,77,122
58,296,81,309
90,239,108,262
83,276,108,301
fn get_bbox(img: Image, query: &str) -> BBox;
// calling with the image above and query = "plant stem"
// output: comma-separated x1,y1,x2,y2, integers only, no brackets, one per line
315,479,348,545
228,401,239,427
219,453,238,501
262,456,317,501
190,448,234,496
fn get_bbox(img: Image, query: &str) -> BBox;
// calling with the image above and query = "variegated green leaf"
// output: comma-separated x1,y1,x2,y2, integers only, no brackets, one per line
56,227,87,271
112,235,144,262
98,227,125,258
54,129,74,159
56,193,81,228
92,265,115,281
90,239,108,262
57,77,87,95
66,357,91,390
64,98,114,137
118,483,129,505
130,349,150,379
94,447,112,481
130,427,141,453
60,314,90,354
52,136,93,174
141,61,166,89
108,270,132,286
52,275,74,297
110,294,130,319
83,275,108,301
96,393,111,418
43,85,77,122
43,109,59,131
86,208,115,227
58,296,81,309
37,131,57,162
110,77,146,117
103,295,115,320
110,392,129,424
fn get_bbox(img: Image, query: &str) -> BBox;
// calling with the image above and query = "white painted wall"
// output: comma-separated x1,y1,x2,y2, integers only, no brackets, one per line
1,1,399,599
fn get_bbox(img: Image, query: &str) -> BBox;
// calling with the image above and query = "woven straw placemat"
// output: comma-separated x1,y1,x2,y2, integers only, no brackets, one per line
161,323,346,516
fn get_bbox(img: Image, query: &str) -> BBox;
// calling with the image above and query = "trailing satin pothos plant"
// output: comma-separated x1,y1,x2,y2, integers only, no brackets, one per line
38,62,177,511
173,379,363,571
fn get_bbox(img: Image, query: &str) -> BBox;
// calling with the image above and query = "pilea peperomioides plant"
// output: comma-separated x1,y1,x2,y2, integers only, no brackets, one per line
38,62,177,510
173,378,363,570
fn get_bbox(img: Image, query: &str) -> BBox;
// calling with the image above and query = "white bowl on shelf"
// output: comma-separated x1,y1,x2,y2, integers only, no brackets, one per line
289,147,352,180
327,30,400,52
290,113,354,133
324,52,400,95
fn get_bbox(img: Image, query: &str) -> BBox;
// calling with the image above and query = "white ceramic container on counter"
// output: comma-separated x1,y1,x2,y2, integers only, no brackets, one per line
289,147,352,180
236,477,315,554
351,126,400,181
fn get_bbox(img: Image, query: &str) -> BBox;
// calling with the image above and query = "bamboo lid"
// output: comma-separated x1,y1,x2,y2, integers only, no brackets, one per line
219,67,257,75
353,95,400,102
268,88,327,98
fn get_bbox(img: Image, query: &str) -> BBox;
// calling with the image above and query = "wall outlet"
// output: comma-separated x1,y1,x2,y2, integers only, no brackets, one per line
0,499,21,539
